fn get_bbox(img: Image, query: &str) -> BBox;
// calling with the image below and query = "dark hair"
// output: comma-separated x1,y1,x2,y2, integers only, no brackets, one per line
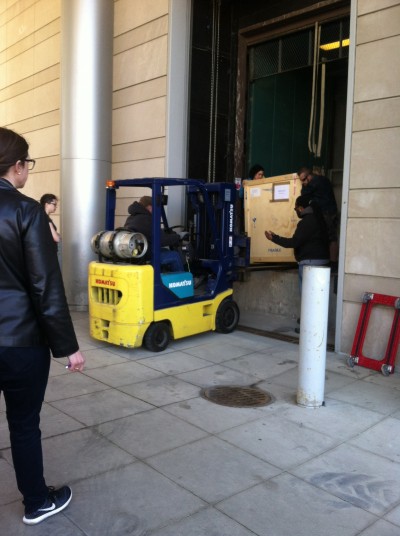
40,193,58,208
248,164,264,180
0,127,29,176
295,195,312,208
296,195,329,244
297,166,312,177
139,196,152,207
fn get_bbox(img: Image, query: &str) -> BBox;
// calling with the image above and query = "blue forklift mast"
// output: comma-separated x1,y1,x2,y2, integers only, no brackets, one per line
104,177,249,311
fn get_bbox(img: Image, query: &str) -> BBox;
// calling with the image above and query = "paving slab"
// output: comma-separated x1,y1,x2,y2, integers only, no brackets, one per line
349,416,400,463
82,360,165,387
385,502,400,527
328,380,400,414
136,350,211,374
292,443,400,515
176,364,259,387
35,402,85,439
183,340,256,363
147,436,281,503
218,412,340,470
223,351,299,380
119,375,200,406
63,462,205,535
96,408,207,458
265,365,358,393
71,347,128,369
2,428,135,486
275,396,384,440
164,395,272,433
217,472,376,536
2,309,400,534
50,389,153,426
358,519,400,536
0,500,86,535
0,458,20,505
44,371,109,402
363,372,400,392
149,506,257,536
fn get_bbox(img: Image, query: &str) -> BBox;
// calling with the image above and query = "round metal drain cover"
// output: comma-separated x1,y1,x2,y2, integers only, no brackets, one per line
201,385,273,408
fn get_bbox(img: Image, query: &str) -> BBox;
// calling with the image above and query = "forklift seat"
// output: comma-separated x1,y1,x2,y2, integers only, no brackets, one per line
160,249,184,272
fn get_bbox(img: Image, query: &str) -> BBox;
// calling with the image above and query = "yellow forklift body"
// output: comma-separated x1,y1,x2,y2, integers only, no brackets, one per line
88,262,154,347
153,289,233,338
89,261,234,348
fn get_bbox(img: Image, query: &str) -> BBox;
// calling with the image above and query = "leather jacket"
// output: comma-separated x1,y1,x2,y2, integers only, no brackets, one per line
0,178,78,357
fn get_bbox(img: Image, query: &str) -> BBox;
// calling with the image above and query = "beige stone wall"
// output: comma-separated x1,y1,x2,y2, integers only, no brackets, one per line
341,0,400,360
0,0,169,230
0,0,62,230
112,0,169,227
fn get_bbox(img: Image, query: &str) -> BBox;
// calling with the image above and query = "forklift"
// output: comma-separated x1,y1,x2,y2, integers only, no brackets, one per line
88,177,249,351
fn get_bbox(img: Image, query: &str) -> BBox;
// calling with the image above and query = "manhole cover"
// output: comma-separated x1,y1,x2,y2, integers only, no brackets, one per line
201,385,273,408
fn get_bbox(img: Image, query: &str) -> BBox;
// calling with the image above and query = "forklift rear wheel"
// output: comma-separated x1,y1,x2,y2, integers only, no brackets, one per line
215,299,240,334
346,356,356,369
144,322,170,352
381,364,392,376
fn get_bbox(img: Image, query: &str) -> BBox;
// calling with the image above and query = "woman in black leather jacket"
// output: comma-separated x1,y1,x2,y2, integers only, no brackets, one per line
0,127,85,525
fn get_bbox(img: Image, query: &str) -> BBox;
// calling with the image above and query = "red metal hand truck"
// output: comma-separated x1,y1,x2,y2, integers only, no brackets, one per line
347,292,400,376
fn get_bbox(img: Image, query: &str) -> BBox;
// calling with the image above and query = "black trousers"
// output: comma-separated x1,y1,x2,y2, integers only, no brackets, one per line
0,346,50,514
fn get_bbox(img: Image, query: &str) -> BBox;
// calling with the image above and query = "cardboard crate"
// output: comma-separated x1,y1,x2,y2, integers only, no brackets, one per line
244,173,301,263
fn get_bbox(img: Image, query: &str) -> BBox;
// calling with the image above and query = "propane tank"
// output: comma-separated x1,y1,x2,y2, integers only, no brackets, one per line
91,229,148,260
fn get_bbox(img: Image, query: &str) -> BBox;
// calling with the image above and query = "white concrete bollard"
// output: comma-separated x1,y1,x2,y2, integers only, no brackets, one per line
297,265,331,408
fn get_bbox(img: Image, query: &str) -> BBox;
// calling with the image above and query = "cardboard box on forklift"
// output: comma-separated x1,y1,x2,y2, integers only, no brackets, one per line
244,173,301,263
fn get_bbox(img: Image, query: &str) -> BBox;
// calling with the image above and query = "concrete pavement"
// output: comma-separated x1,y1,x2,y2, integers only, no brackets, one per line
1,310,400,535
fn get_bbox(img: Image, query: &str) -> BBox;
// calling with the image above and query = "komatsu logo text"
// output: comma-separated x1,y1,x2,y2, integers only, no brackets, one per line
95,278,116,287
168,280,192,289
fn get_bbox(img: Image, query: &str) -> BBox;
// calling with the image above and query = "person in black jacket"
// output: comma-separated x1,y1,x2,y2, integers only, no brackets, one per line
0,127,85,525
264,194,329,291
124,195,180,248
124,195,183,271
298,166,339,266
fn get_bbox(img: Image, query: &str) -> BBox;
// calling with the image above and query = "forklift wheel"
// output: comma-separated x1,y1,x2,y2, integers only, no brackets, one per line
215,299,240,334
144,322,170,352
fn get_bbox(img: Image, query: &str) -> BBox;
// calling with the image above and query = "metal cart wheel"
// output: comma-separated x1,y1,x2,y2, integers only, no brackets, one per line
346,356,356,369
381,364,392,376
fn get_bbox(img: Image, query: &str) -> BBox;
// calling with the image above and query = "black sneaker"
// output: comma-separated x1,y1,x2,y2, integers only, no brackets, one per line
23,486,72,525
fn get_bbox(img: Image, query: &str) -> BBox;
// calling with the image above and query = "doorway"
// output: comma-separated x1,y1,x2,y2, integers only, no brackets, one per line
246,18,349,180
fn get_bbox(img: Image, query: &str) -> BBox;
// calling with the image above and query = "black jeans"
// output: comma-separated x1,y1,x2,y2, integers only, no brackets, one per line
0,346,50,514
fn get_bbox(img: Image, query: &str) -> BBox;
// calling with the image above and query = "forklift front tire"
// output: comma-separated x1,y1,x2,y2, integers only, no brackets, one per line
215,299,240,334
144,322,170,352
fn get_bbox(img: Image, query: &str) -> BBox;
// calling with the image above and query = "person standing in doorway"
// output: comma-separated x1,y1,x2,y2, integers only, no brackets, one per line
297,166,339,268
238,163,265,231
238,163,265,200
0,127,85,525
